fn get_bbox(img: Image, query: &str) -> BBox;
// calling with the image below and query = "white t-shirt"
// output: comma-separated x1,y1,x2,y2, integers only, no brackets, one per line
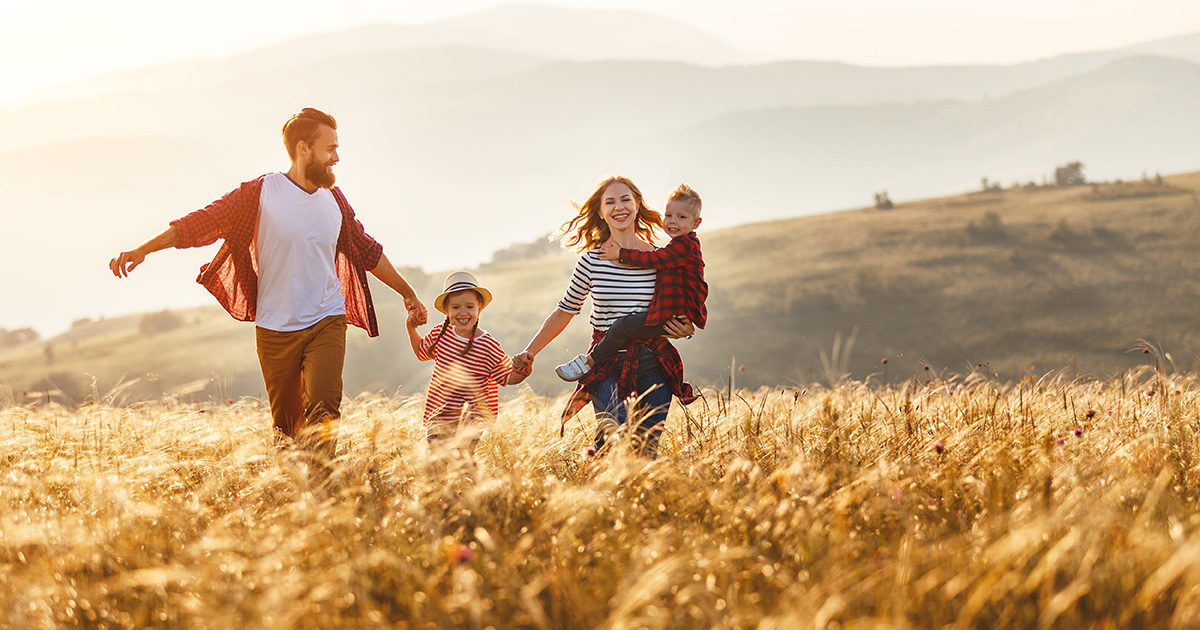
254,172,346,332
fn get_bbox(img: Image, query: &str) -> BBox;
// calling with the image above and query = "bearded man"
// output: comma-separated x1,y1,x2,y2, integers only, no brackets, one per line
110,108,427,455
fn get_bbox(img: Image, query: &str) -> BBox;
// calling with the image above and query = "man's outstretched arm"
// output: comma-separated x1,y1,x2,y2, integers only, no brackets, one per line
370,251,429,326
109,225,179,278
109,178,258,278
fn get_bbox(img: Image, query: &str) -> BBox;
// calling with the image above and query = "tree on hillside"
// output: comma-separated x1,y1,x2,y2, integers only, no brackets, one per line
874,191,894,210
1055,161,1086,186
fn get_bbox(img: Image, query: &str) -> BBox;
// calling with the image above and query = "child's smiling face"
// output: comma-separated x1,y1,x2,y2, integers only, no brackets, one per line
445,290,482,335
663,200,701,237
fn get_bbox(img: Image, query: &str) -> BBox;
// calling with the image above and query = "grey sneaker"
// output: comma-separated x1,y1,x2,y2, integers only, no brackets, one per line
555,354,591,381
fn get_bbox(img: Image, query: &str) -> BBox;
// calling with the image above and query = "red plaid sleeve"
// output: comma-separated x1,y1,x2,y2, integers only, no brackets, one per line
332,187,383,271
169,179,261,248
331,187,384,337
616,233,707,329
617,233,700,270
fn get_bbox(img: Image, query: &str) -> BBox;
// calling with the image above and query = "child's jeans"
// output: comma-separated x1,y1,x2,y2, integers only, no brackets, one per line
590,312,666,365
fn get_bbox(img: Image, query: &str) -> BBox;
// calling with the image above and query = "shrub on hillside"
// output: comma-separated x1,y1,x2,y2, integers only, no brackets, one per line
139,310,184,336
966,211,1007,241
0,327,39,348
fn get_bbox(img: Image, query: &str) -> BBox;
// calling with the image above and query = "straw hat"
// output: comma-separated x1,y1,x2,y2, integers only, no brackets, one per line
433,271,494,314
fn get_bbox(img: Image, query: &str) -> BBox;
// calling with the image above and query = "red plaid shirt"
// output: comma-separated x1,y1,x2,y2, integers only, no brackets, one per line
618,232,708,329
169,175,385,336
560,328,697,435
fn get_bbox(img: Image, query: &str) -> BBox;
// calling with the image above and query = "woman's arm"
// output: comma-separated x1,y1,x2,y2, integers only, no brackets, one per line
514,308,575,372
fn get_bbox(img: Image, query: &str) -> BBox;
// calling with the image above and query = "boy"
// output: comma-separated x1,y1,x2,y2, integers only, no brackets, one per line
555,183,708,381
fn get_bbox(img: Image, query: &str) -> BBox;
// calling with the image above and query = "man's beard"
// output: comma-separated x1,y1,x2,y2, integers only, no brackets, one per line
305,158,336,189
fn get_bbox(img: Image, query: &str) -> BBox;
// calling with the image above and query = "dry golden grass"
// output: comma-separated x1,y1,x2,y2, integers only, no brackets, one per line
6,357,1200,628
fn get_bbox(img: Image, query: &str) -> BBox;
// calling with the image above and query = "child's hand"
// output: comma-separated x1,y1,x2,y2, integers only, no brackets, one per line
506,366,530,385
599,240,621,261
405,309,423,329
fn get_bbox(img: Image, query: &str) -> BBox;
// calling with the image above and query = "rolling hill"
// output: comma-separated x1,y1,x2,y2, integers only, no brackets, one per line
4,170,1200,405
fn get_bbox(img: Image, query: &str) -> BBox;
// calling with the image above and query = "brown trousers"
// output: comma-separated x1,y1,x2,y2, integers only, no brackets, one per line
255,315,346,454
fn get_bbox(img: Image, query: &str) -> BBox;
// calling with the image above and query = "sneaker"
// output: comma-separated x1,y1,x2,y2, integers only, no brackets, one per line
555,354,591,381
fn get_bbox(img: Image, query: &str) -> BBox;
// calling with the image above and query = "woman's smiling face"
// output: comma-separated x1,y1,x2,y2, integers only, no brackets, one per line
598,182,637,232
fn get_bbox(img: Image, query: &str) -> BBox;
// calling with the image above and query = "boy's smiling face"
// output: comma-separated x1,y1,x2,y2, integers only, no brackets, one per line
663,200,701,238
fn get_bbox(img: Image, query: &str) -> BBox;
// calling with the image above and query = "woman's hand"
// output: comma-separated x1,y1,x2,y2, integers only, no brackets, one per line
662,316,695,339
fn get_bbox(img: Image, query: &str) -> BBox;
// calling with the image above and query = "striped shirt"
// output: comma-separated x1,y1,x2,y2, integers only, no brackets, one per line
417,323,514,425
557,249,657,331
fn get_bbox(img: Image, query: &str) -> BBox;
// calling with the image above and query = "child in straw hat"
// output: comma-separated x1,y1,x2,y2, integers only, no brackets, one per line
406,271,529,444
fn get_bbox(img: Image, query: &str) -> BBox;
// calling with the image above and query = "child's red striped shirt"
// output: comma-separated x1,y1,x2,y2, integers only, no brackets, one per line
417,323,514,426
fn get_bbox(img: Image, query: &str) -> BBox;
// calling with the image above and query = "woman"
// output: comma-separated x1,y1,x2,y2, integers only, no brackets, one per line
514,176,696,457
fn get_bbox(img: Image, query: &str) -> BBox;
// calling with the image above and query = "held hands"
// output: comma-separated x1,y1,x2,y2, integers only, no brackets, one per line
662,316,695,339
109,248,146,278
405,297,428,327
512,351,535,375
507,355,533,385
599,240,621,261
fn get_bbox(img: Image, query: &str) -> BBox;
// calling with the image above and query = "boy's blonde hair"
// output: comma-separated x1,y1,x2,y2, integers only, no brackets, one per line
668,183,702,216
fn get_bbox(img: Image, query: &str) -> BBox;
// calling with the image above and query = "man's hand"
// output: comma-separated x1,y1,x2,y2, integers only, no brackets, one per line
513,351,535,374
662,316,695,339
599,240,621,261
109,248,147,278
405,297,428,326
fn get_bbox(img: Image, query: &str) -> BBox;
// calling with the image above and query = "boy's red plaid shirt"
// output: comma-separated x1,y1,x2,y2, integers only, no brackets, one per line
169,175,385,336
618,231,708,329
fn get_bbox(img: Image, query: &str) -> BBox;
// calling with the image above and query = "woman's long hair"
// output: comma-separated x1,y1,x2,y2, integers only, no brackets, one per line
556,175,663,253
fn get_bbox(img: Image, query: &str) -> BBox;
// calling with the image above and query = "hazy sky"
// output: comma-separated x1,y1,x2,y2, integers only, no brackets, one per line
3,0,1197,101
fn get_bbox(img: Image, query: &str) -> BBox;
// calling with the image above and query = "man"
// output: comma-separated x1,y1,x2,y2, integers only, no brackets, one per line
110,107,427,455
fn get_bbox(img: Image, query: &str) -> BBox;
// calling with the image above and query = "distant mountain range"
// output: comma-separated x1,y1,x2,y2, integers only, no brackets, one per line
1,3,1197,334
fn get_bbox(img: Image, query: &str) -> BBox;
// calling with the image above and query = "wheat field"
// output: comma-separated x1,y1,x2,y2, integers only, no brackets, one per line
4,359,1200,628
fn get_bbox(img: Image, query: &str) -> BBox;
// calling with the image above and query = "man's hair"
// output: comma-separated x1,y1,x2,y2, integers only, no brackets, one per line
282,108,337,159
668,183,702,215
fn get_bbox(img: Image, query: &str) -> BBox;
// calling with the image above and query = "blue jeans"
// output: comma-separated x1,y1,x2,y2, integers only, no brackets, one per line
592,349,673,458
